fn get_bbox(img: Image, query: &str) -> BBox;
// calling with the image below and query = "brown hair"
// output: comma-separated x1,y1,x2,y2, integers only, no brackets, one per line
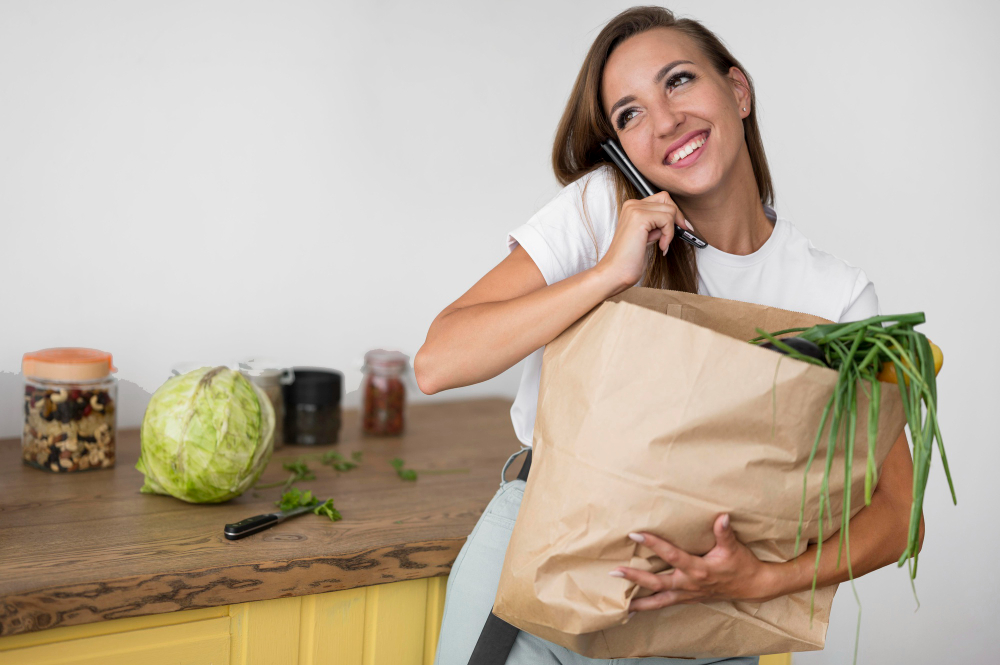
552,5,775,292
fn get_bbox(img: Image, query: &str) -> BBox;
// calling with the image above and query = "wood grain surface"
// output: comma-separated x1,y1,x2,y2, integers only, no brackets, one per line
0,397,522,637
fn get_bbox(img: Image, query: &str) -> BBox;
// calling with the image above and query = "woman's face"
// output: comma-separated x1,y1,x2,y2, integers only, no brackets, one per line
601,28,750,197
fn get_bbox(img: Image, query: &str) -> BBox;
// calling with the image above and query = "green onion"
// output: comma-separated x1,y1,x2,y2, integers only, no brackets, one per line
751,313,955,664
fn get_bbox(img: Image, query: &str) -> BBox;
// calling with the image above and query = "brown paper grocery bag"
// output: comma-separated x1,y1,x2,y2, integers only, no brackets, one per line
492,287,907,659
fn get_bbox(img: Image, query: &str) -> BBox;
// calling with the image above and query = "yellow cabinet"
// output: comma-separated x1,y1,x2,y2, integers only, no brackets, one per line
0,578,445,665
0,609,232,665
0,576,789,664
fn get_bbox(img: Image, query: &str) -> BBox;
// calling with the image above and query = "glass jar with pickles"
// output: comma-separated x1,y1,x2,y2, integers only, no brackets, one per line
361,349,410,436
21,347,118,472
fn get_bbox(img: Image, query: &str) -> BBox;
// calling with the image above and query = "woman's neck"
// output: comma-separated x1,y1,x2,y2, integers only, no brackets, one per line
672,150,773,256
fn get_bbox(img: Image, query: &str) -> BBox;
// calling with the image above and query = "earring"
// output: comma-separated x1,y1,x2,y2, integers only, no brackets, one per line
743,107,747,112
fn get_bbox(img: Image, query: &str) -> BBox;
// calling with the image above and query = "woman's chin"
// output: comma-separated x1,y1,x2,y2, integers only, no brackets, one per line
653,161,719,194
660,173,720,199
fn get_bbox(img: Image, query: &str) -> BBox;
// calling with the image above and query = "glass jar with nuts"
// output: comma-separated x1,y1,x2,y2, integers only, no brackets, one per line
21,347,118,473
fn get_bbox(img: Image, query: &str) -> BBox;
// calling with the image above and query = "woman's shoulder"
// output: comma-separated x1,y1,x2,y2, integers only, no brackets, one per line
549,163,618,219
573,162,618,192
505,164,619,285
777,217,880,322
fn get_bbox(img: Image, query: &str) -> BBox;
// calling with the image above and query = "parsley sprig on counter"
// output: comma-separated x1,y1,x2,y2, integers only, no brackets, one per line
253,460,316,492
322,450,363,471
275,487,342,522
390,457,417,481
252,450,432,526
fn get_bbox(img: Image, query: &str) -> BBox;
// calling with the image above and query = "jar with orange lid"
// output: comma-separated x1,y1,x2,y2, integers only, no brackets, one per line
361,349,410,436
21,347,118,473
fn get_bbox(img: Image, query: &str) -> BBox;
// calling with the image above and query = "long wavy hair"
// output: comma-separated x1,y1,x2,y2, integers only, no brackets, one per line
553,5,775,292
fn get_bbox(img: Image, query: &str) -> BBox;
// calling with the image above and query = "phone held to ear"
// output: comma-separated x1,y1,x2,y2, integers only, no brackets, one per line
600,139,708,249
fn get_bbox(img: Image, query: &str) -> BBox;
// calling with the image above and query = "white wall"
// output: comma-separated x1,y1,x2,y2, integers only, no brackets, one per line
1,1,996,662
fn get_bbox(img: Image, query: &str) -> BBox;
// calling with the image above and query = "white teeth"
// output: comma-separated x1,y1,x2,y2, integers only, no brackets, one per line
668,134,707,164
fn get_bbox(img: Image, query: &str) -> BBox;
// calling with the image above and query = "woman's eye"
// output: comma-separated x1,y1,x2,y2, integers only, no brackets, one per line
667,71,695,89
615,71,696,130
616,108,638,129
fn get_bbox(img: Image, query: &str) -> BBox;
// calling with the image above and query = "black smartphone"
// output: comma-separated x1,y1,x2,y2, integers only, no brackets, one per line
600,138,707,249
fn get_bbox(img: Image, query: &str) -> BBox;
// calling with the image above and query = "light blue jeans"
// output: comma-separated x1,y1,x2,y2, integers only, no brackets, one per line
433,446,760,665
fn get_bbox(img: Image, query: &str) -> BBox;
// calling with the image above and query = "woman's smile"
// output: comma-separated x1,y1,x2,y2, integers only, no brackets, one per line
664,129,709,168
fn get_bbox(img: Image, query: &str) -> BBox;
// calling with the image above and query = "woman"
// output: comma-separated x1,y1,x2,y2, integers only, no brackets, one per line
417,6,922,665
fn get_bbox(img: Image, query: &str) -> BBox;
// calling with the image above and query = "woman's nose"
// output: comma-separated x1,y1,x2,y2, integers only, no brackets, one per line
649,99,684,138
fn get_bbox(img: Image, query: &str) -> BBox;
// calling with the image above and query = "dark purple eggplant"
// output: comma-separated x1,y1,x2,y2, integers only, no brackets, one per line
758,337,828,366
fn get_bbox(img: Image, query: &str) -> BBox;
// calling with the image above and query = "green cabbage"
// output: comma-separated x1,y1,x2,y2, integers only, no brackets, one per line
136,366,275,503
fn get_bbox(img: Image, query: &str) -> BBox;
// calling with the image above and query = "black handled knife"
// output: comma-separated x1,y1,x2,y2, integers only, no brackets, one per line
224,503,317,540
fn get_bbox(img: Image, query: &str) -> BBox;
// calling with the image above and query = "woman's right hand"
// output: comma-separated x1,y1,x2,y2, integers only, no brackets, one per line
597,190,688,290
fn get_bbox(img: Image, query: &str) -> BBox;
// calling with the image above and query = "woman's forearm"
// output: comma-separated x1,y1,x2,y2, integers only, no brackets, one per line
761,496,914,600
758,432,925,601
417,265,625,394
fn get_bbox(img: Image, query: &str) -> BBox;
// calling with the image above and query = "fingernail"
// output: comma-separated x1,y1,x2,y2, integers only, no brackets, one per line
608,569,625,578
722,513,730,530
628,532,645,543
627,611,637,620
684,218,694,231
661,247,668,256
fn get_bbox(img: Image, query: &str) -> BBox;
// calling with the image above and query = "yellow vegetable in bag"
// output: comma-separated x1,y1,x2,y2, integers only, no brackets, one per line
877,339,943,385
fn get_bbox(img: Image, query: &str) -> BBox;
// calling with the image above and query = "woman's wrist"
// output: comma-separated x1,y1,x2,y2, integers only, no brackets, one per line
748,561,793,603
589,263,631,297
754,554,824,603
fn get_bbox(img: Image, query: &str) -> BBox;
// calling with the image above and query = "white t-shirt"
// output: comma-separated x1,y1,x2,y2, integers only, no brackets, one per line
505,164,881,448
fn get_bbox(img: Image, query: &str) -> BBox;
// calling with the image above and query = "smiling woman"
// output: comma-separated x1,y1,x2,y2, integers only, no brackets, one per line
548,9,778,295
418,5,904,665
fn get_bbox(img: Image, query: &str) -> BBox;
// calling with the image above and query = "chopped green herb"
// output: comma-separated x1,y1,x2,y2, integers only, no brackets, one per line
254,460,316,492
312,498,343,521
390,457,418,481
322,450,358,472
276,487,317,511
275,489,342,522
283,460,315,480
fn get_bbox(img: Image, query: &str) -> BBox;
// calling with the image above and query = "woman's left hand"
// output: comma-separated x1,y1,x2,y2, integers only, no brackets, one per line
610,513,777,612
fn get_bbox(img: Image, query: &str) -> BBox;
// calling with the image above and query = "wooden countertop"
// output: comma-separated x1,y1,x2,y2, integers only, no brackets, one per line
0,397,521,637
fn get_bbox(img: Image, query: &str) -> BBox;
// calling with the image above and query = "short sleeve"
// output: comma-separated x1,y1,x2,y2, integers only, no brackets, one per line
505,165,618,286
839,269,881,323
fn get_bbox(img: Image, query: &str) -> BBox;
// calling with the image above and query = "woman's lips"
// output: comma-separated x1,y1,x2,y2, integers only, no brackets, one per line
664,132,709,168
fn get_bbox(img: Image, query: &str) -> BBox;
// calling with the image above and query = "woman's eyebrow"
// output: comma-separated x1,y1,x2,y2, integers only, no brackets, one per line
654,59,694,84
609,59,696,117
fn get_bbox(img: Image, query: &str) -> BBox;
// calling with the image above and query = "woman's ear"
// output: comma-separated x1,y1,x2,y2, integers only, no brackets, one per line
727,66,751,114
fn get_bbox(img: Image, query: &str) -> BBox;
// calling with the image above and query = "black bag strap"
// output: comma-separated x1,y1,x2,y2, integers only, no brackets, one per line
468,611,520,664
515,448,531,481
466,448,532,665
